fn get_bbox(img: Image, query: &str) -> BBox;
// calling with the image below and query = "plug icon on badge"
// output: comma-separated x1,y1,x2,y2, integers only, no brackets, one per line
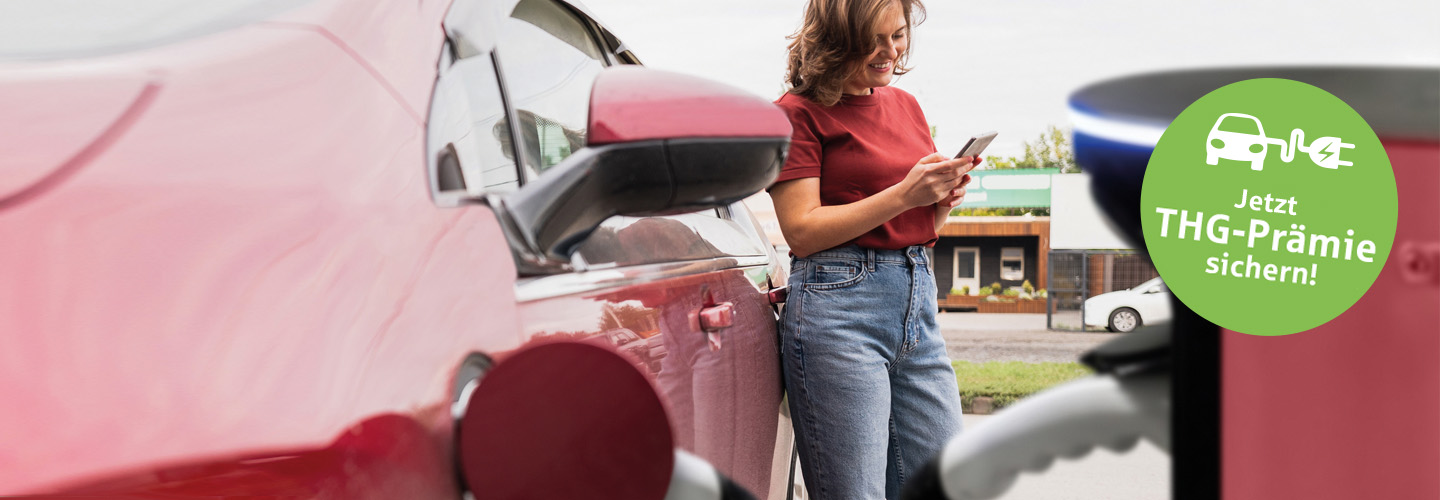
1204,112,1354,171
1300,135,1355,170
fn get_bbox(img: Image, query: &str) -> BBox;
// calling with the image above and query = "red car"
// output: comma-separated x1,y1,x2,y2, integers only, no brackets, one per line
0,0,798,497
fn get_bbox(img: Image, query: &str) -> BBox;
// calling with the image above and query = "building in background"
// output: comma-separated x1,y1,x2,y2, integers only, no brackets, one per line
935,215,1050,297
935,168,1057,304
933,170,1160,325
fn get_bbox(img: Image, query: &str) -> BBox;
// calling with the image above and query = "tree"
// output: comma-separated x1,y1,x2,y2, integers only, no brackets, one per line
950,125,1077,216
981,125,1079,173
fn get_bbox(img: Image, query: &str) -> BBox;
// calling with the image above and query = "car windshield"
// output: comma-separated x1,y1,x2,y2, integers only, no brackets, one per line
1218,115,1261,135
1133,277,1165,291
0,0,307,61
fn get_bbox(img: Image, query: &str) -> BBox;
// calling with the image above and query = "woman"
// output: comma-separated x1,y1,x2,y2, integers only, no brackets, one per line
769,0,976,498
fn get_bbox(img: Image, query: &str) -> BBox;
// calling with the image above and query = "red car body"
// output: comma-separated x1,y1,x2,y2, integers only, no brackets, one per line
0,0,794,497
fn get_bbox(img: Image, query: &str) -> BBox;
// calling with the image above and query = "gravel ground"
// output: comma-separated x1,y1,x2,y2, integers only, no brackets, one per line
938,313,1119,364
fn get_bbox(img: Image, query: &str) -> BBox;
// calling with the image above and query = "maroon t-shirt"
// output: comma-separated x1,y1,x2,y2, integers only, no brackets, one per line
771,86,940,250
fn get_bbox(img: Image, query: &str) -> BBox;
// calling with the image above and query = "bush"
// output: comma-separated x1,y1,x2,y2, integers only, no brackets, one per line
954,361,1093,410
1002,288,1020,297
950,288,963,296
984,295,1003,302
1022,280,1034,294
989,282,1002,291
960,285,970,295
1038,289,1048,298
978,286,993,295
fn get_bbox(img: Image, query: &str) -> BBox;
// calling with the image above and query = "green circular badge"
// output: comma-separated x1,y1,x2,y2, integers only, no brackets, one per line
1141,78,1397,336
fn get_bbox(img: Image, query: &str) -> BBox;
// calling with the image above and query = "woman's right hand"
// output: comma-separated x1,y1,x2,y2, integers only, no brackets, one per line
898,153,977,208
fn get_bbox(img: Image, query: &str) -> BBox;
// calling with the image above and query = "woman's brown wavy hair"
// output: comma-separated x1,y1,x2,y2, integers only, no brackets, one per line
784,0,926,106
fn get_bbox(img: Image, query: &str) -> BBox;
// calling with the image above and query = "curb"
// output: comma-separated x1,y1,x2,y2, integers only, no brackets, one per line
961,396,997,415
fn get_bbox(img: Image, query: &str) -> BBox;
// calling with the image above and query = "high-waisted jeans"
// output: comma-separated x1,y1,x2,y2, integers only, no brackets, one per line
781,245,963,500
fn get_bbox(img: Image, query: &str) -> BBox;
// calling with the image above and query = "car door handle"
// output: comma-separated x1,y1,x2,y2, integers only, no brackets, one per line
767,285,788,305
699,302,734,331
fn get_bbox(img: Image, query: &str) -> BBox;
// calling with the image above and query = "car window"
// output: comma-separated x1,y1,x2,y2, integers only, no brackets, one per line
1218,115,1261,135
614,330,639,343
427,49,522,196
496,0,606,179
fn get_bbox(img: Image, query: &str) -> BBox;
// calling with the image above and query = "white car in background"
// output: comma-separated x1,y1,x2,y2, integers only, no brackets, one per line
1084,277,1173,333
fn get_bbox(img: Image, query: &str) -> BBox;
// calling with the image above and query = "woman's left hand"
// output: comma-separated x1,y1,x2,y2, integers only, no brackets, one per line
939,155,983,208
939,173,973,208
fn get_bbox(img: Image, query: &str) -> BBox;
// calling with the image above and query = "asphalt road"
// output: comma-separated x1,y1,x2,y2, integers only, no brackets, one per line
938,313,1118,364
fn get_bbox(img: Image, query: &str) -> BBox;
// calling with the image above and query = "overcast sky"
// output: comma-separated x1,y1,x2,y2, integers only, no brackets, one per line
582,0,1440,159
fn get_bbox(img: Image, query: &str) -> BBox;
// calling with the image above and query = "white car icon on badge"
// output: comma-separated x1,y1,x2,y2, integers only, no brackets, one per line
1206,113,1269,171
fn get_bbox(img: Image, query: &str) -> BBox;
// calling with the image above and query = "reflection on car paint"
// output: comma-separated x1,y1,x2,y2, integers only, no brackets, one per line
518,262,782,497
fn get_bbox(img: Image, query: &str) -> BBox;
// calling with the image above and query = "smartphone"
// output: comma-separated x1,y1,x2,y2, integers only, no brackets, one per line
954,131,998,159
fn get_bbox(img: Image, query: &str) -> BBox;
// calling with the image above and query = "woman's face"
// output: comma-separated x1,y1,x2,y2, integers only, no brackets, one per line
843,6,908,95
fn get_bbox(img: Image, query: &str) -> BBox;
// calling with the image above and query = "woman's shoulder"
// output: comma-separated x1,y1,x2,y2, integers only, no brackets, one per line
775,91,821,112
775,92,828,128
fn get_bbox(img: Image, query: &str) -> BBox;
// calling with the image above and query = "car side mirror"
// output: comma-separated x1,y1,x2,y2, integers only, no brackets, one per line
499,66,791,273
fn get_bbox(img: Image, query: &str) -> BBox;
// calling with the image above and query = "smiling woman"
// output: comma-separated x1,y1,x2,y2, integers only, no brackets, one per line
782,0,921,106
767,1,982,499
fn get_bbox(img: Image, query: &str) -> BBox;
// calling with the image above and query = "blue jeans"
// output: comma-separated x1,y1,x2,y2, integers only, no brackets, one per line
782,245,963,500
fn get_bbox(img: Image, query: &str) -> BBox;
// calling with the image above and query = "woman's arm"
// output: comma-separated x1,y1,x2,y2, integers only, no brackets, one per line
772,153,974,257
934,202,952,233
933,170,974,232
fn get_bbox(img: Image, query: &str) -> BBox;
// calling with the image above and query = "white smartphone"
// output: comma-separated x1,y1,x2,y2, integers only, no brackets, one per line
954,131,998,159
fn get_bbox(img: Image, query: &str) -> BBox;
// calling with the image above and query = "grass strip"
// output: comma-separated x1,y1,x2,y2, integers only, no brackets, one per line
953,360,1093,411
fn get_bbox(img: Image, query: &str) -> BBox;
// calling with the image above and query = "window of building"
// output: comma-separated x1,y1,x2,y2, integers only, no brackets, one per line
1001,247,1024,281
